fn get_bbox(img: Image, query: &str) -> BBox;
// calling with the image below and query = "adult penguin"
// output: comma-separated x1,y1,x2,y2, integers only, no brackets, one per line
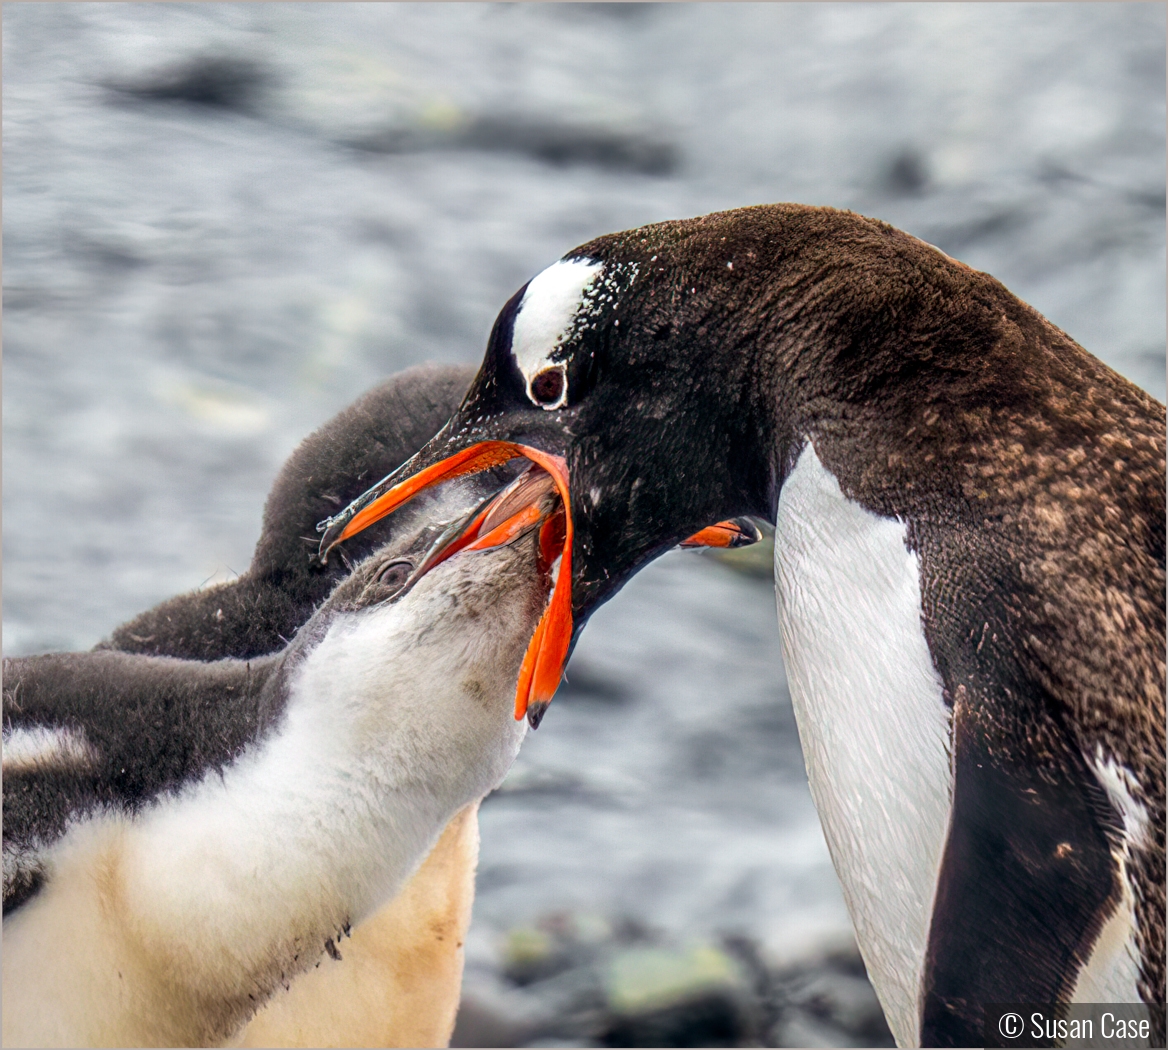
317,204,1166,1047
103,359,753,661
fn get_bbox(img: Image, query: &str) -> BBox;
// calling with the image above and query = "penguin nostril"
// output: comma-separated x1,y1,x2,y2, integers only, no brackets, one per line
376,560,413,594
530,367,565,407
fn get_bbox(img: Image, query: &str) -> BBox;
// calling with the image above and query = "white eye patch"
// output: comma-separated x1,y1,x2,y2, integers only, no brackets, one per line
511,258,604,410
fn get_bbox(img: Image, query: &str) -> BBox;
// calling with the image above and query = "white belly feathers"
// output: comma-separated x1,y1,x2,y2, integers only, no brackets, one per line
774,443,953,1048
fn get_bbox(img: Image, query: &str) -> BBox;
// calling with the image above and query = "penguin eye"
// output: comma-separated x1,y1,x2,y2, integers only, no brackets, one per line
375,560,413,594
529,365,566,408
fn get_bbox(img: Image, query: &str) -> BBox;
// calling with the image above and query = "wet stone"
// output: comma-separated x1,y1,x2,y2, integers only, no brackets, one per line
769,1007,858,1049
771,957,895,1047
504,925,580,986
600,944,755,1046
453,913,894,1048
107,55,271,113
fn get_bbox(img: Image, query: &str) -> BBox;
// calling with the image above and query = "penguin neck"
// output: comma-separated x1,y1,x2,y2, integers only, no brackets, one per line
106,583,528,1018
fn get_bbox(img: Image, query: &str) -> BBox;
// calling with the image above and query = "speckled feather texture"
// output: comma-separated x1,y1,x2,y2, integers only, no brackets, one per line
576,204,1164,1021
419,202,1163,1044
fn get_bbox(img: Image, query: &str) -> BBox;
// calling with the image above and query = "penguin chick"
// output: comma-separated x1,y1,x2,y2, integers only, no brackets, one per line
101,363,478,662
2,478,555,1048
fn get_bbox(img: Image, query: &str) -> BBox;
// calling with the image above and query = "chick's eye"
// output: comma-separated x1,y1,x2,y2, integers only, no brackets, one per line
376,560,412,593
530,366,566,407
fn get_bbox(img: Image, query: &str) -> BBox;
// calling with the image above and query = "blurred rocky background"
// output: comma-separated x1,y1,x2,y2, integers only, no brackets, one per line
4,5,1163,1046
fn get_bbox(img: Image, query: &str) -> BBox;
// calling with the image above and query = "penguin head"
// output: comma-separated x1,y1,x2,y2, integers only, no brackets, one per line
278,475,561,804
318,208,795,630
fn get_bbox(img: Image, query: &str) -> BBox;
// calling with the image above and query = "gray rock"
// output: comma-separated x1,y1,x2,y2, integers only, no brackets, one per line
450,969,549,1048
770,1006,858,1048
771,950,895,1047
788,970,889,1039
600,943,757,1047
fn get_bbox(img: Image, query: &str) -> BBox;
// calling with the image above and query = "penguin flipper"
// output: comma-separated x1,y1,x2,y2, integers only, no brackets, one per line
919,687,1124,1047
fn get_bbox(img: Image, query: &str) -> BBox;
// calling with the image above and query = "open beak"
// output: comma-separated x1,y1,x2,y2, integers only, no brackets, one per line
319,441,574,727
318,441,763,728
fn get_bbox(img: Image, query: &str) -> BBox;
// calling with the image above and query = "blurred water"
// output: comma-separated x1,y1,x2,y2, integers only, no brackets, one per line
4,2,1164,1030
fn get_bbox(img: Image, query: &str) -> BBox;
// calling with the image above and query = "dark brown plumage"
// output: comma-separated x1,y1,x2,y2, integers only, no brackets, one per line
324,203,1164,1044
580,207,1165,1024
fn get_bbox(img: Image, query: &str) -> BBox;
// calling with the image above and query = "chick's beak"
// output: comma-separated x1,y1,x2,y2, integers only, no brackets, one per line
319,440,575,727
317,435,764,730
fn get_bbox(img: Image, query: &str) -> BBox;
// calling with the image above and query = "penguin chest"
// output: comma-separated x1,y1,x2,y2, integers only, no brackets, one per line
773,444,953,1048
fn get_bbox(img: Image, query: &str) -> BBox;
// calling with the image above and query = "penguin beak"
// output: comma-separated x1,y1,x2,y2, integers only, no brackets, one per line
319,442,574,727
677,517,762,549
317,435,763,728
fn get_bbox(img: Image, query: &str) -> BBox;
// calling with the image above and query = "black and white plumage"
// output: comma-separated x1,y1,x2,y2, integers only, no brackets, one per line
3,473,553,1047
321,204,1165,1046
6,362,479,928
4,362,749,1047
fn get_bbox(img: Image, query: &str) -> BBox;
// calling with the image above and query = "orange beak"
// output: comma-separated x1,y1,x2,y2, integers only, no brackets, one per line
678,518,762,549
320,444,761,726
322,440,574,725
